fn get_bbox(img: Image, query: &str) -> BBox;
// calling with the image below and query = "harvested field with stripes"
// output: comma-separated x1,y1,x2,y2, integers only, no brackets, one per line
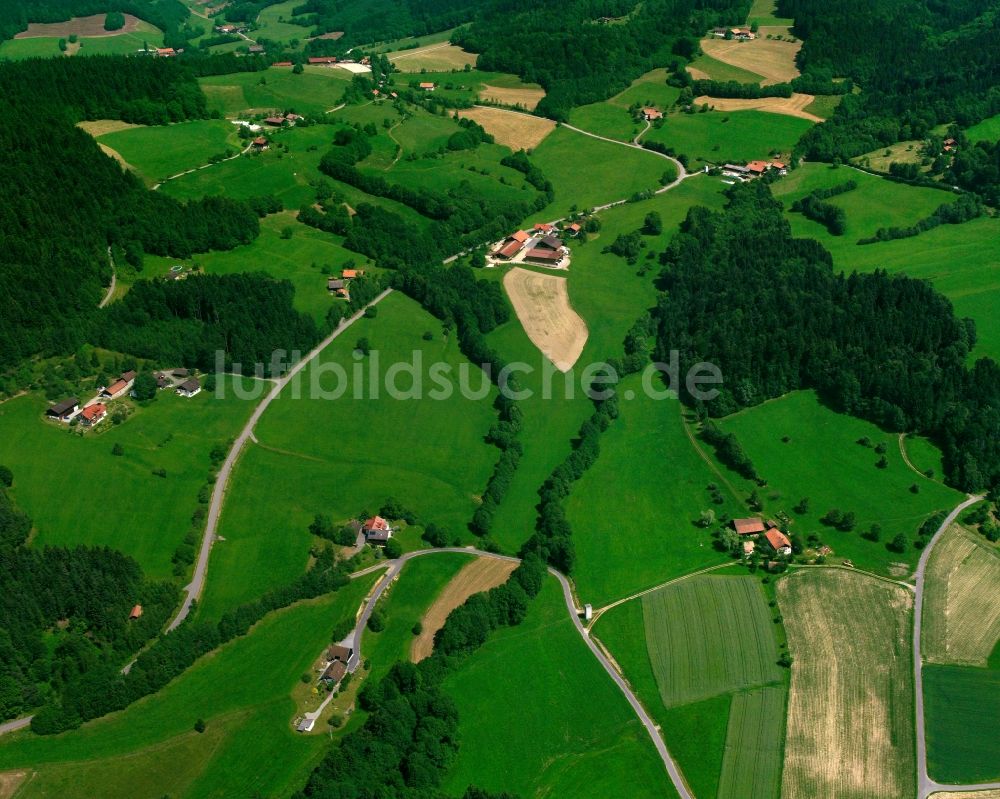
700,36,801,85
717,687,786,799
641,575,782,707
778,569,915,799
922,524,1000,666
457,107,555,151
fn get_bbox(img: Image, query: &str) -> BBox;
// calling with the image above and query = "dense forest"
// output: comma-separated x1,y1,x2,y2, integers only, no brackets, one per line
456,0,752,119
291,0,478,46
782,0,1000,167
0,480,177,722
654,181,1000,493
0,57,277,374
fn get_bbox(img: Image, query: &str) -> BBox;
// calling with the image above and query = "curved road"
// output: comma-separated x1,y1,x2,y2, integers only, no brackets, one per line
166,289,393,631
912,494,993,799
346,547,694,799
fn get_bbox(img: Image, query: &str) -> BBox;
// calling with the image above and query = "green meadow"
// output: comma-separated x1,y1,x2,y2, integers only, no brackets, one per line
145,211,367,325
570,68,681,141
484,176,728,554
746,0,794,26
924,662,1000,783
196,292,501,618
0,577,375,799
644,109,813,166
97,119,238,185
772,163,1000,362
441,576,679,799
966,112,1000,143
252,0,314,44
0,387,260,580
594,575,786,799
199,67,353,116
0,23,163,60
714,390,963,574
400,70,541,105
530,126,672,217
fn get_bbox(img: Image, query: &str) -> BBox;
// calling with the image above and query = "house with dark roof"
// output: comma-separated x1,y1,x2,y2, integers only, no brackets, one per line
46,398,79,422
177,378,201,398
327,278,347,293
252,136,269,150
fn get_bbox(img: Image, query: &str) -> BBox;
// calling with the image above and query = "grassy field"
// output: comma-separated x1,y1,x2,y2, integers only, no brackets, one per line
199,68,352,116
196,292,501,618
388,42,477,71
0,20,163,60
0,577,375,799
569,69,680,141
146,211,368,326
922,524,1000,666
903,434,948,481
642,575,783,706
778,569,915,799
924,662,1000,784
253,0,314,44
564,377,734,607
0,388,260,580
483,176,728,554
803,94,843,119
644,109,812,166
96,119,238,185
687,52,765,84
746,0,794,26
714,390,963,576
772,163,1000,362
716,686,787,799
441,576,678,799
530,126,671,216
966,112,1000,143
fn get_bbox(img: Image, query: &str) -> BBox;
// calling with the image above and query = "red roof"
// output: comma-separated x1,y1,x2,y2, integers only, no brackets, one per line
342,269,363,278
512,230,530,243
308,56,337,64
764,528,792,551
363,516,391,532
81,403,106,422
533,222,554,232
272,61,293,67
252,136,268,146
524,247,562,262
419,82,435,89
103,379,128,396
496,239,524,258
746,160,769,174
264,117,285,125
733,517,766,535
157,48,176,56
565,222,581,232
770,160,786,169
129,604,143,620
643,107,663,119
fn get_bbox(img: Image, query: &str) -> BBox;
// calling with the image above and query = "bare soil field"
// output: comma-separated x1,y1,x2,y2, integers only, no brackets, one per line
700,36,801,85
778,569,915,799
15,14,148,38
411,557,517,662
389,42,477,72
0,771,28,799
923,525,1000,666
688,67,711,80
77,120,144,137
695,92,821,122
503,267,589,372
478,84,546,111
458,106,555,151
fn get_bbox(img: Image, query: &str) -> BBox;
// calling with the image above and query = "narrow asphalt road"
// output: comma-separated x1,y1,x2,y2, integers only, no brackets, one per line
346,547,693,799
99,246,116,308
913,494,987,799
166,288,393,631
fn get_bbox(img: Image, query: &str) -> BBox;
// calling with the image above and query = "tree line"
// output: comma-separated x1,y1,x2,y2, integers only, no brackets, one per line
653,180,1000,494
789,179,856,236
857,192,985,245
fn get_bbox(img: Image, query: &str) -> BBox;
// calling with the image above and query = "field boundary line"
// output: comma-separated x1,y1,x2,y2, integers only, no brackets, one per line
787,562,915,591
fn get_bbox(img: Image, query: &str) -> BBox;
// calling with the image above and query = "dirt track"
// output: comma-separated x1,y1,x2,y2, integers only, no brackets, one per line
410,557,517,662
458,106,554,150
695,92,821,122
503,267,589,372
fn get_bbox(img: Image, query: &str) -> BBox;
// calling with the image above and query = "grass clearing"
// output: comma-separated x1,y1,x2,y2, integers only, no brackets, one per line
778,569,914,799
715,390,963,576
717,686,786,799
925,663,1000,783
642,575,783,706
853,139,927,173
923,524,1000,666
199,68,352,116
747,0,794,26
388,42,477,71
254,0,314,44
197,292,501,618
644,109,811,166
457,106,554,150
441,576,678,799
0,578,375,799
700,36,801,85
95,120,237,185
0,388,260,580
502,268,588,372
965,112,1000,143
411,556,517,662
802,93,843,119
696,92,822,122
